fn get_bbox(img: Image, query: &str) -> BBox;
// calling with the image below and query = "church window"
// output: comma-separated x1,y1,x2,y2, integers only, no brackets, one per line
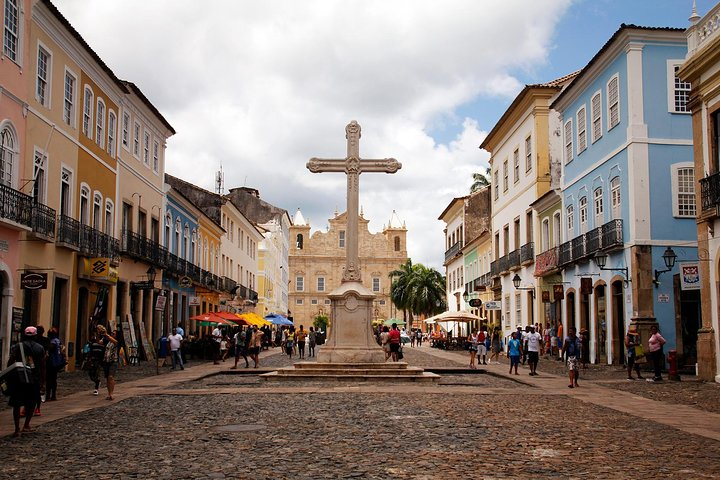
394,236,400,251
372,277,380,292
317,277,325,292
339,230,345,248
296,233,304,249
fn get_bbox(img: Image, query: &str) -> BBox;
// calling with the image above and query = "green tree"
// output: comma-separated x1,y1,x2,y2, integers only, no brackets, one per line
470,167,491,193
313,313,329,332
389,259,414,325
390,260,446,327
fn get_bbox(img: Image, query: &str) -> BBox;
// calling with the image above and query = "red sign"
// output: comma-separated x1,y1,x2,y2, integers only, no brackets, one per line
553,284,564,301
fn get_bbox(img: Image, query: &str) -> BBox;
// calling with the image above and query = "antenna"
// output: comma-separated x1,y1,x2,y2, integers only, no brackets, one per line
215,165,224,194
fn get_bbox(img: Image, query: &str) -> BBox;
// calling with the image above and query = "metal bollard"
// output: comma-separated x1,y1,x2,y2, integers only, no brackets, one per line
668,349,680,381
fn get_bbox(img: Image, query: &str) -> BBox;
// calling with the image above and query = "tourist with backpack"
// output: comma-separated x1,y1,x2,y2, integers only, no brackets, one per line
5,326,46,438
46,327,66,401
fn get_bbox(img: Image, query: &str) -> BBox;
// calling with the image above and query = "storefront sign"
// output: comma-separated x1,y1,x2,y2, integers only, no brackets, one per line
78,258,118,284
21,272,47,290
189,296,201,306
484,301,501,310
658,293,670,303
679,262,701,291
179,276,193,288
553,284,564,301
580,277,593,295
468,298,482,307
155,294,167,311
542,291,551,303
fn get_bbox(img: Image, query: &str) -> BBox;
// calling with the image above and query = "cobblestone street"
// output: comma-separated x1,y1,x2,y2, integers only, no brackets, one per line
1,345,719,479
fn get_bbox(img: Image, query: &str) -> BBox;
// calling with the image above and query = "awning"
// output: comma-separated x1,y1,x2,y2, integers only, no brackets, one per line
237,312,271,327
265,314,293,326
189,312,239,327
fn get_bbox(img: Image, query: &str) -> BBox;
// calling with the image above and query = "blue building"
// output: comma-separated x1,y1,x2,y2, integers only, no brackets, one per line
552,25,698,366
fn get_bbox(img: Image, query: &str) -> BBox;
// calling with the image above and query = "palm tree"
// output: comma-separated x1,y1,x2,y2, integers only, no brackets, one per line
389,259,414,325
470,167,491,193
406,264,446,320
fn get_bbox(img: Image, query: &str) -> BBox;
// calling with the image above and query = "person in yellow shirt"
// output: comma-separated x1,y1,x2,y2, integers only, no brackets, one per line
285,326,295,359
296,325,307,359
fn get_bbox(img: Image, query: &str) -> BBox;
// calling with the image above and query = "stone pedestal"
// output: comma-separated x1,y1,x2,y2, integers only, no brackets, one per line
317,281,385,364
696,327,718,382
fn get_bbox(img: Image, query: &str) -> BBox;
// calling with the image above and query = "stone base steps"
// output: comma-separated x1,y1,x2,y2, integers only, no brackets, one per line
260,361,441,383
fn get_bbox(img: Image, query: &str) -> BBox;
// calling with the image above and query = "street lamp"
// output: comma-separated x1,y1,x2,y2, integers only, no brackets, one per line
653,247,677,288
593,252,629,286
512,274,535,297
146,266,157,284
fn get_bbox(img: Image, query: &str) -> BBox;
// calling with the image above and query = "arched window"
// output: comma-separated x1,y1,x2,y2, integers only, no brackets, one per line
296,233,303,249
541,218,550,251
107,110,116,157
566,204,574,239
175,218,181,255
191,229,197,263
579,196,588,233
96,98,105,148
93,192,102,229
610,177,621,220
394,236,400,252
80,185,90,225
553,212,561,247
104,200,114,236
82,86,93,138
183,225,189,260
164,213,172,248
0,124,18,187
593,188,603,227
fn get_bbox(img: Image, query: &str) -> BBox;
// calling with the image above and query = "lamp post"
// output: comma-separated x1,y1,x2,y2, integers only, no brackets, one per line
593,252,629,286
653,247,677,288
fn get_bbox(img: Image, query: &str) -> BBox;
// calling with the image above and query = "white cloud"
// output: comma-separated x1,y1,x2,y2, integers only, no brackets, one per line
54,0,571,270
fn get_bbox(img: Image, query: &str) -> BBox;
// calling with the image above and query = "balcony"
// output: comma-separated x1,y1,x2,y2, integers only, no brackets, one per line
601,219,623,250
520,242,534,265
507,249,520,271
557,219,624,268
534,246,559,276
0,183,32,228
30,202,56,241
490,260,500,277
79,224,120,262
222,277,237,294
56,214,81,250
498,255,509,274
700,172,720,212
479,272,491,287
571,234,587,260
444,241,463,264
558,241,572,266
586,226,602,253
122,230,164,264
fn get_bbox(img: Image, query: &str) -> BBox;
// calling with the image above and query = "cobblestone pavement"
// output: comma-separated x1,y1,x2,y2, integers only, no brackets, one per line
1,344,719,479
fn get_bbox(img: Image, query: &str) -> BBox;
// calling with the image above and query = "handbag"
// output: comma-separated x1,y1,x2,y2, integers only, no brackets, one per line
633,345,645,359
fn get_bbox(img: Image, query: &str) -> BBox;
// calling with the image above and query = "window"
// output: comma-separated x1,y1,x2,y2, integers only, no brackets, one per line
566,205,574,238
184,225,189,259
317,277,325,292
672,164,696,218
153,141,159,172
515,293,521,325
513,149,519,183
92,192,102,230
32,150,46,204
82,87,93,138
594,188,603,227
133,122,140,157
503,159,508,191
610,177,621,219
164,213,171,248
191,229,197,262
493,170,499,199
324,299,331,305
60,168,71,216
107,111,116,156
79,186,90,225
670,63,691,113
579,196,588,233
36,46,50,106
372,277,380,292
175,218,181,255
3,0,19,61
564,120,573,164
0,124,17,187
591,92,602,143
339,230,345,248
143,131,150,165
95,99,105,148
503,295,510,329
104,200,113,236
296,276,304,291
607,75,620,130
63,71,76,126
525,135,532,172
121,112,130,149
553,212,561,247
311,299,318,305
295,299,304,305
394,236,400,251
576,106,587,154
541,218,549,251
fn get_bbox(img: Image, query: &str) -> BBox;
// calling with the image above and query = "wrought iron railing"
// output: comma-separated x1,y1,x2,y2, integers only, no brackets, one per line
507,249,520,270
601,219,623,250
30,202,56,240
571,234,587,260
700,172,720,211
558,240,572,266
56,214,81,249
79,224,120,261
520,242,534,264
586,226,602,254
490,260,499,277
498,255,509,273
0,183,32,227
444,241,462,263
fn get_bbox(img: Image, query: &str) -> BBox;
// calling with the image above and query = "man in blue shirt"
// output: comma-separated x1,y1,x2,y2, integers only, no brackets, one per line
507,331,522,375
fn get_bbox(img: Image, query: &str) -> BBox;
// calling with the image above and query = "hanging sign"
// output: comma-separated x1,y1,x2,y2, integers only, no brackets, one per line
155,294,167,311
21,272,47,290
553,284,564,300
189,296,201,306
679,262,700,291
179,276,193,288
484,301,501,310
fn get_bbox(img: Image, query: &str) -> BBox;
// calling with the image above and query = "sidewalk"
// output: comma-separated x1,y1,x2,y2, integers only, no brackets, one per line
417,344,720,441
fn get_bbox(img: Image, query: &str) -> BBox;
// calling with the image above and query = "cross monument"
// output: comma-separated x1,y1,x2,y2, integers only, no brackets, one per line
307,120,401,363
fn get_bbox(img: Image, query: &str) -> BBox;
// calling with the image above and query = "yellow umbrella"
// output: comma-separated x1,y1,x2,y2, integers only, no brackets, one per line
236,312,271,327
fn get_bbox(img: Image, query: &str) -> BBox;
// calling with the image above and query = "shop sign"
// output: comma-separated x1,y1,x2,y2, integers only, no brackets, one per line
179,276,193,288
468,298,482,307
553,284,564,300
484,301,501,310
679,262,701,291
21,272,47,290
658,294,670,303
155,294,167,311
189,296,201,306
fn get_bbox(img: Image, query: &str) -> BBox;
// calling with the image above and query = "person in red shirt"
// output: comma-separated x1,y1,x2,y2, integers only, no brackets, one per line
388,323,402,362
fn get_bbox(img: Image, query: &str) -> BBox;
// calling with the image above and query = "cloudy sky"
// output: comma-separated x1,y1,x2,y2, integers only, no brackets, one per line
55,0,710,270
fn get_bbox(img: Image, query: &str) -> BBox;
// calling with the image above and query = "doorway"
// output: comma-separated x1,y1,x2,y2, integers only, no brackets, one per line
675,275,701,367
594,284,607,364
75,287,89,363
611,280,625,365
566,292,575,331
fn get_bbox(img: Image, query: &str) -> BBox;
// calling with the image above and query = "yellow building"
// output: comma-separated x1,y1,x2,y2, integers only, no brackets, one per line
289,208,408,327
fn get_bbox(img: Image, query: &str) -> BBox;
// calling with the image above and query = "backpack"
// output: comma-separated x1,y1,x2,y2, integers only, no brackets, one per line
50,338,67,369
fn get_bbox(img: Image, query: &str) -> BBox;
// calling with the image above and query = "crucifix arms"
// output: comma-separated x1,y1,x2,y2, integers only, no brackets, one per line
307,158,402,174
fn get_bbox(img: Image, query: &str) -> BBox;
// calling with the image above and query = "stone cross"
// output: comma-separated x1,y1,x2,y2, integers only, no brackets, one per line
307,121,401,283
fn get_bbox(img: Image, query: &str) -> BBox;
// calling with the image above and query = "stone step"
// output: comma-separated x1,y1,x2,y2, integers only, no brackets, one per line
291,361,413,371
260,371,440,383
271,367,428,376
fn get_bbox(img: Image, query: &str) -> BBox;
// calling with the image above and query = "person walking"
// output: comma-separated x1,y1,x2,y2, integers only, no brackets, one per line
6,326,46,437
296,325,307,359
380,326,391,361
562,326,581,388
168,328,184,371
250,325,264,368
46,327,65,401
624,325,644,380
647,325,666,382
97,325,118,400
87,335,105,395
211,324,223,364
489,328,501,364
285,326,295,359
477,327,488,365
308,327,317,357
388,323,402,362
232,327,249,369
525,326,543,376
507,331,522,375
467,330,479,369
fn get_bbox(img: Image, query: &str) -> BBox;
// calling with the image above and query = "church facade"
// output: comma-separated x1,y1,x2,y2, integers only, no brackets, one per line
289,209,408,327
